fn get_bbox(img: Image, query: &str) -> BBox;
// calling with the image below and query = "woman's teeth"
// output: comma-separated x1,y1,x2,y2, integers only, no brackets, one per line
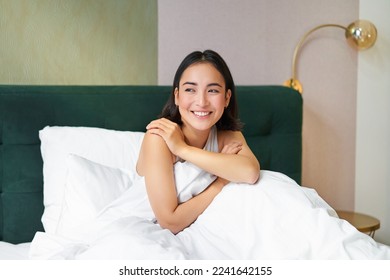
193,111,210,117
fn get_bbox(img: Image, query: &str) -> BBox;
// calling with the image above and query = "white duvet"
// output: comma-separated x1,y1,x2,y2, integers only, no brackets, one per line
29,167,390,260
2,127,386,260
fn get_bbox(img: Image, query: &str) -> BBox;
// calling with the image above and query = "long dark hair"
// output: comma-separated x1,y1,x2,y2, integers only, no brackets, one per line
160,49,242,131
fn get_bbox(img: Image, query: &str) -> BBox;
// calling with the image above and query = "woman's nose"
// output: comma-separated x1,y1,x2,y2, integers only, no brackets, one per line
197,92,209,106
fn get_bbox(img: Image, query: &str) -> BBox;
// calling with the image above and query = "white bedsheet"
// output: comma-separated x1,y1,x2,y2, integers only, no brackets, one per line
27,170,390,260
0,242,30,260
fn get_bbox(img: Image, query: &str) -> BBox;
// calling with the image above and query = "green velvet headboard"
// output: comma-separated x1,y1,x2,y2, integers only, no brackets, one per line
0,85,302,244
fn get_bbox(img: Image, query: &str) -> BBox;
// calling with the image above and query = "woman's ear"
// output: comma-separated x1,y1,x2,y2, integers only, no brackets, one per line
225,89,232,108
174,87,179,105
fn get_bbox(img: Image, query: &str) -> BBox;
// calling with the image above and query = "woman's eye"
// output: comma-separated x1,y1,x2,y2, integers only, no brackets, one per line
184,88,195,93
208,89,220,94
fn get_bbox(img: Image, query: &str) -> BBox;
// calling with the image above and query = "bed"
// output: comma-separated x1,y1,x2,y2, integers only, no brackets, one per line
0,85,389,260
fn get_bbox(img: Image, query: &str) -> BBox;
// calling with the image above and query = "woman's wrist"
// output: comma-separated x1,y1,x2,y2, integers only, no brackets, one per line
175,143,194,162
212,177,229,191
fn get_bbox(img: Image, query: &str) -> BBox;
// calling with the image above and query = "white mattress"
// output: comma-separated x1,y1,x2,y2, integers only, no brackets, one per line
0,241,30,260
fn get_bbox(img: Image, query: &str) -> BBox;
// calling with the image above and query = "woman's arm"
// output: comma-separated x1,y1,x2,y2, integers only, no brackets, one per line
146,118,260,184
179,130,260,184
137,132,229,234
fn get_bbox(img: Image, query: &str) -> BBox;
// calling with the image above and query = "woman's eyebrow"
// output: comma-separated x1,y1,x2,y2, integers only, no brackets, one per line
181,82,223,87
207,83,223,87
182,81,197,86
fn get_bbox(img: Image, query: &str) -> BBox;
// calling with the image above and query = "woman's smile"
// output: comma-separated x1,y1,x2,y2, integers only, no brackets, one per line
192,111,212,117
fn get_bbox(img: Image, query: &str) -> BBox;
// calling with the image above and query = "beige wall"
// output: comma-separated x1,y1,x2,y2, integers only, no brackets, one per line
0,0,157,85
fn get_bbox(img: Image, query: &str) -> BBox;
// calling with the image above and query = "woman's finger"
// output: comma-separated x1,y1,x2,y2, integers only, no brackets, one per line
146,118,175,130
221,142,243,154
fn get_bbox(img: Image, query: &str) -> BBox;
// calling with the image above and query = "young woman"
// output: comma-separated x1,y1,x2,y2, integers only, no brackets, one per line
137,50,260,234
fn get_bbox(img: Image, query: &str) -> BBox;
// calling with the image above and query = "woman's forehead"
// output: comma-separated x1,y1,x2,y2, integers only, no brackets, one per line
180,62,225,85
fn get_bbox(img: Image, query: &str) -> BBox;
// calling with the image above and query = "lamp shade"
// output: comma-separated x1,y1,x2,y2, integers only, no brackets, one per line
346,20,377,50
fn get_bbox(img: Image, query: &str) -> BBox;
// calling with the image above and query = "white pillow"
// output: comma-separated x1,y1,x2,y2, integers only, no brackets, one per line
56,154,133,238
39,126,144,234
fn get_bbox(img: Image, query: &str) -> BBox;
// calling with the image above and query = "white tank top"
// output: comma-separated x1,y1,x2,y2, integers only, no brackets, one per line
174,126,218,203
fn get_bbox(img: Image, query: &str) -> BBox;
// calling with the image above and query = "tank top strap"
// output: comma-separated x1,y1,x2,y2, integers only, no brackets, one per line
203,126,218,153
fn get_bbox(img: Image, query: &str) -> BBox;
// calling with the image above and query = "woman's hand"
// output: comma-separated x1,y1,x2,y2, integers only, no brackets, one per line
146,118,187,156
220,141,242,155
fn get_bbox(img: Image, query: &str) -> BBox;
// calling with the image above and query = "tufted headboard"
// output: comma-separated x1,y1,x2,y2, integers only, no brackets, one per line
0,85,302,243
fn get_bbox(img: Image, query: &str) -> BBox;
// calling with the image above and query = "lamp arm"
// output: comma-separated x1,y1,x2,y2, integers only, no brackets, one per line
285,20,377,94
291,24,347,79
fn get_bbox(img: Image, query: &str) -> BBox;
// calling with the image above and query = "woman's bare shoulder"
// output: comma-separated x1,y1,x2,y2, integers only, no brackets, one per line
137,132,175,176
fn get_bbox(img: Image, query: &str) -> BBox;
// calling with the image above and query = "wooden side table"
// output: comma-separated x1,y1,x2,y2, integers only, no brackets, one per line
336,210,380,238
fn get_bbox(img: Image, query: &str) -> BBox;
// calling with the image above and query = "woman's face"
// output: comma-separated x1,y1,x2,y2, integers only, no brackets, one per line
174,62,231,132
